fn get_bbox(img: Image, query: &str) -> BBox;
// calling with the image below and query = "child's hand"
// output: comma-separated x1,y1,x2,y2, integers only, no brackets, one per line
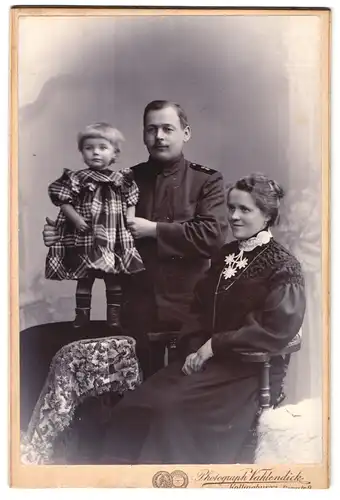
75,217,90,233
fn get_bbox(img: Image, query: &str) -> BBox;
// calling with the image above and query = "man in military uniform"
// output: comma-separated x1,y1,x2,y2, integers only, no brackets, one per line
43,100,228,376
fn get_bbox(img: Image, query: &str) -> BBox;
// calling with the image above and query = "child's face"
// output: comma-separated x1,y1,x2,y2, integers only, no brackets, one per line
81,137,117,170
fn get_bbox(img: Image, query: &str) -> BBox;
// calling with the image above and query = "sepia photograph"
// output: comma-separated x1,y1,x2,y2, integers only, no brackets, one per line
9,6,330,488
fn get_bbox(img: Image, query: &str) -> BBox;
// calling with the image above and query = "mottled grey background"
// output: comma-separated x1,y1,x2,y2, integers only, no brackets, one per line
18,14,323,401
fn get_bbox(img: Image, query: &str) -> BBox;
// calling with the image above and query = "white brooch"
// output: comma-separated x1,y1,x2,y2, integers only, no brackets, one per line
222,251,249,280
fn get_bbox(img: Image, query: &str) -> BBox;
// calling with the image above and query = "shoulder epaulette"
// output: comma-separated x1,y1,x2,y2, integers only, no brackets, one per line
189,162,217,175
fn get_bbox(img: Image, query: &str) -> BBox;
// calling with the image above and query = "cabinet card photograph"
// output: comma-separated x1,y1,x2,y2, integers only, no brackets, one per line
9,6,330,489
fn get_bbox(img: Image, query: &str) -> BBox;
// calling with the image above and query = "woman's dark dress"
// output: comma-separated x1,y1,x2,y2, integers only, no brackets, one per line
99,237,306,464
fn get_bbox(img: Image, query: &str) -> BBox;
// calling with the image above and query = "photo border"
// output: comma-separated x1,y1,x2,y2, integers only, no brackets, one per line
9,6,331,489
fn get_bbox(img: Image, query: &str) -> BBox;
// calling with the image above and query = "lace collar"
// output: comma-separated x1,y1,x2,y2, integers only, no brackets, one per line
222,230,272,280
238,229,272,252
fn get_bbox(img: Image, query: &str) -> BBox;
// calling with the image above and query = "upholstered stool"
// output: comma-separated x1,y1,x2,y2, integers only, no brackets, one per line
20,335,142,464
20,320,122,429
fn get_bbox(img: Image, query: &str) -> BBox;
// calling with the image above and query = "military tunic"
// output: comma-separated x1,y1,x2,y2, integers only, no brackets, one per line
122,154,228,334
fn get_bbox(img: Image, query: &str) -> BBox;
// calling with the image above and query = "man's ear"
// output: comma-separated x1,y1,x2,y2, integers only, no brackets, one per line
183,126,191,143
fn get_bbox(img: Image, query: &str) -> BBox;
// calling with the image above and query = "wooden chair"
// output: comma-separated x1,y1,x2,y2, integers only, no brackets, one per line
147,330,302,410
237,332,302,409
147,329,302,463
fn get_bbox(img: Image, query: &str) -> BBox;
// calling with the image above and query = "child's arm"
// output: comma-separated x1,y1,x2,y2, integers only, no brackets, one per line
61,204,89,232
126,205,135,219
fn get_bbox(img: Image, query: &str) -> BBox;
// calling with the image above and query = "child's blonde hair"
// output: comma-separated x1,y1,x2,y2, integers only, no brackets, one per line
77,122,125,154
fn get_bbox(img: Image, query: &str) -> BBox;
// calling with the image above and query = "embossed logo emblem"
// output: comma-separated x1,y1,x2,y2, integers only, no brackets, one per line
152,470,189,488
171,470,189,488
152,471,173,488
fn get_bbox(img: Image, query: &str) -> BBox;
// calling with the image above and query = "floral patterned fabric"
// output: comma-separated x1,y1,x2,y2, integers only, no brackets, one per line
20,335,142,465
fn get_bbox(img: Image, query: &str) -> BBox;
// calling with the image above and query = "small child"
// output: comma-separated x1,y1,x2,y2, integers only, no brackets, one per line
45,122,145,330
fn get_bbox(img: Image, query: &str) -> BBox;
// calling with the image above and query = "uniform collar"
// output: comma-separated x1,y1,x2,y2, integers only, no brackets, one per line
148,154,184,177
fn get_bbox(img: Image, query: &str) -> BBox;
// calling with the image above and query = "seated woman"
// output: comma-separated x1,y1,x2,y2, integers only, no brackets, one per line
97,173,306,465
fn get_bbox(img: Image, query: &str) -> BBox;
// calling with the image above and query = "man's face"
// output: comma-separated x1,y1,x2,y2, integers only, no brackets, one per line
143,106,191,162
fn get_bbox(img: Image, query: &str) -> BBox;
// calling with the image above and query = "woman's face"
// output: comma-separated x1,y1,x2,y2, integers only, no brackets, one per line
227,188,269,240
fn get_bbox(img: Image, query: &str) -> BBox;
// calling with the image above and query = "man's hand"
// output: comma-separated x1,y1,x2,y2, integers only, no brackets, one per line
126,217,157,239
42,217,61,247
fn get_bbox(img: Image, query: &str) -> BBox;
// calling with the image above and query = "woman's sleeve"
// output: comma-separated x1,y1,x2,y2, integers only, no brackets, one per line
211,266,306,355
48,169,80,207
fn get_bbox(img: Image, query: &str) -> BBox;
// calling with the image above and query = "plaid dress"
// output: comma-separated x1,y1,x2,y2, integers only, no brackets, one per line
45,168,145,280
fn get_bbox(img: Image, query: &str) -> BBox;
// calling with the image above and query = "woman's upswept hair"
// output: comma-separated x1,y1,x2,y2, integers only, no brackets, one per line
226,173,285,226
77,122,125,154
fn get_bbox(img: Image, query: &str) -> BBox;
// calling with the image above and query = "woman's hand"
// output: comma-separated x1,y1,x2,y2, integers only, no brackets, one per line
192,339,214,372
182,353,197,375
182,339,214,375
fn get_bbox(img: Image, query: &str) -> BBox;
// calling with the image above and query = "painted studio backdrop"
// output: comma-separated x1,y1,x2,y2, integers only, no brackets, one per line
18,14,322,403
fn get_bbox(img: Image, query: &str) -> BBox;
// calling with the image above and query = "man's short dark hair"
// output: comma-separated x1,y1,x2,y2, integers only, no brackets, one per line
143,100,189,129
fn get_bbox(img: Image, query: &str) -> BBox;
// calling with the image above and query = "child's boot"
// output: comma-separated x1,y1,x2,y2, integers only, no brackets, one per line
73,308,91,329
106,304,121,332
